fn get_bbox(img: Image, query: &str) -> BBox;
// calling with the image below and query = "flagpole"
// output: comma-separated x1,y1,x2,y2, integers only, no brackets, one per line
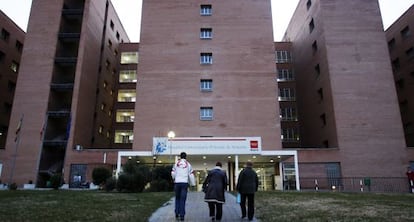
9,114,24,185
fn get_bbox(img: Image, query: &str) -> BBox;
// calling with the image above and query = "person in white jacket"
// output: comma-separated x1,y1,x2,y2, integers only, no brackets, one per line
171,152,195,221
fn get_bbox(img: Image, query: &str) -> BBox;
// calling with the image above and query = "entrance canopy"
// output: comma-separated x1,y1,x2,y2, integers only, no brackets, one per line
116,137,300,190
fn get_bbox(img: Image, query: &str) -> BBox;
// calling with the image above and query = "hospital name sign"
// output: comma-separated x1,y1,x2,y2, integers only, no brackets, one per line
153,137,262,155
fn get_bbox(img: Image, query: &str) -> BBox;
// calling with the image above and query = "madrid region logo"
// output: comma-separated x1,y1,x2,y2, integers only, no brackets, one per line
155,138,167,154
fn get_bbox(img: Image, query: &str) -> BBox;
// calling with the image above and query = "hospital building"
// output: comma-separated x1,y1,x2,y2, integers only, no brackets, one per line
0,0,413,192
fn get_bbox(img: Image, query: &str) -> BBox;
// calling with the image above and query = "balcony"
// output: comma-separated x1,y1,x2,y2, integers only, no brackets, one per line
278,96,296,102
58,33,81,42
51,83,74,91
55,57,77,66
47,110,71,117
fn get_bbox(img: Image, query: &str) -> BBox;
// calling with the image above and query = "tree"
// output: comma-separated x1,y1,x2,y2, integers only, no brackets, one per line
92,167,112,187
116,157,151,192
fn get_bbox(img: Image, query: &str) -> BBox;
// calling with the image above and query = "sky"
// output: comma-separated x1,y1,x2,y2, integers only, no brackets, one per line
1,0,413,42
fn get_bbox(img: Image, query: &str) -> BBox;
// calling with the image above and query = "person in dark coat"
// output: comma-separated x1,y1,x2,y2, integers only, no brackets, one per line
203,162,227,221
236,161,259,221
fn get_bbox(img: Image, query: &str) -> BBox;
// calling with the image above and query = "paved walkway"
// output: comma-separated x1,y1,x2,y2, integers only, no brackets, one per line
148,192,259,222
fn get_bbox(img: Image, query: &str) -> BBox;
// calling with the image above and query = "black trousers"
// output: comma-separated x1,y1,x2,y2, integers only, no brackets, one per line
240,193,255,220
208,202,223,220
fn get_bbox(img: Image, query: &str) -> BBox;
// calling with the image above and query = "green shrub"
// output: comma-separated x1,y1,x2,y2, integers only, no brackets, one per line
104,177,116,192
92,167,112,187
149,166,173,191
116,157,151,192
49,173,63,190
9,183,18,190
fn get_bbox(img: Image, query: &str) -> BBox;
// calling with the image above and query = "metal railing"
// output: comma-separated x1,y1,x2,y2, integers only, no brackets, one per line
299,177,412,193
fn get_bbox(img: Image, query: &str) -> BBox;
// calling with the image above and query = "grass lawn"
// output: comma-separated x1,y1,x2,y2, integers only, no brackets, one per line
0,190,173,222
1,190,413,222
255,191,414,222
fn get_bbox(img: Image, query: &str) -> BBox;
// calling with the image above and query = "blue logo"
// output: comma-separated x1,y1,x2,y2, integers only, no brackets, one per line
155,141,167,154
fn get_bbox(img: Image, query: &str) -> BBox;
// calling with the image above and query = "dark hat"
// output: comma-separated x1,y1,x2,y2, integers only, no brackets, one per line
180,152,187,159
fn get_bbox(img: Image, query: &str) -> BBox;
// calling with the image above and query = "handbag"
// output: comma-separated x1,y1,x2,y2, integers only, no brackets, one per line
236,193,241,203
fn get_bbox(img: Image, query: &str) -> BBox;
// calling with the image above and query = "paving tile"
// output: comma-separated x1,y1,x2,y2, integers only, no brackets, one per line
148,192,259,222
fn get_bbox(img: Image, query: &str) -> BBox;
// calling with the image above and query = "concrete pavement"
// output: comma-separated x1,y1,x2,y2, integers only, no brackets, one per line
148,192,259,222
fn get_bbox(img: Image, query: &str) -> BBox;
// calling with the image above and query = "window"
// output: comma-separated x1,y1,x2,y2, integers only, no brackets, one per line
404,122,414,135
281,128,300,142
1,29,10,41
323,140,329,148
275,51,292,63
396,79,404,89
401,26,411,39
200,79,213,91
98,125,103,134
200,53,213,64
4,103,12,113
309,18,315,33
392,58,400,72
105,60,110,69
100,103,106,111
15,40,23,52
306,0,312,10
388,38,396,50
280,107,297,121
312,40,318,53
120,52,138,64
114,130,133,143
317,88,323,100
117,89,136,102
0,51,4,62
110,20,114,30
119,70,137,83
200,107,213,120
315,64,321,77
406,47,414,59
8,81,16,92
10,61,19,73
278,88,295,101
103,81,108,89
200,28,212,39
108,39,112,48
400,99,408,113
320,113,326,126
116,32,120,40
277,69,294,81
116,109,135,122
200,5,212,16
325,163,341,187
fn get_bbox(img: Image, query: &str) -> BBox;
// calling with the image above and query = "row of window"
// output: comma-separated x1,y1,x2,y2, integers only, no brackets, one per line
1,28,23,53
392,53,414,73
388,26,412,49
0,28,23,52
109,20,122,42
281,128,300,142
277,69,294,81
0,51,20,73
278,88,296,101
275,51,292,63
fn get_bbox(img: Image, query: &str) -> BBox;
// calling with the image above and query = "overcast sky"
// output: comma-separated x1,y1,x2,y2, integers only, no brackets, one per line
1,0,413,42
